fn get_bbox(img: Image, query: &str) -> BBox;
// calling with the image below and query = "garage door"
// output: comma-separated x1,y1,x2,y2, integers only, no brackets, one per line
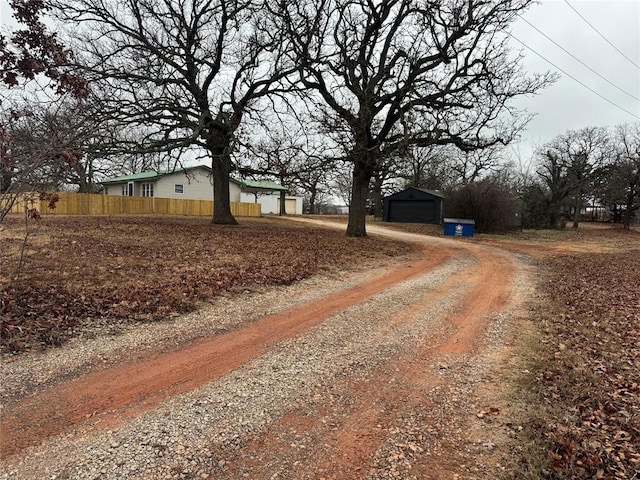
276,198,298,214
389,200,436,223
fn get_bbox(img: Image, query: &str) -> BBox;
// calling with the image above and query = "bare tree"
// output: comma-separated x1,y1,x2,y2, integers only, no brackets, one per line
0,99,88,221
238,119,338,214
290,156,337,214
445,174,518,233
370,156,397,219
1,98,118,193
536,149,570,228
277,0,554,236
331,163,354,209
54,0,296,224
537,127,611,229
396,143,506,192
449,144,507,186
398,145,452,191
0,94,161,208
601,123,640,229
1,0,88,221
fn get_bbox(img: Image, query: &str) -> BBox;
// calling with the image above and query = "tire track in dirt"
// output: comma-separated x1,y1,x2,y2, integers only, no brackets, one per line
217,271,463,479
0,244,456,459
435,245,513,354
215,236,515,479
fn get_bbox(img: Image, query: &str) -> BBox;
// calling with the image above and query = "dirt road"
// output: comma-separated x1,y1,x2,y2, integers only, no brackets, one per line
0,220,530,479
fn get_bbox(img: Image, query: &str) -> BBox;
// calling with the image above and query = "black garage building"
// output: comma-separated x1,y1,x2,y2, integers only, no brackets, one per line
382,187,444,224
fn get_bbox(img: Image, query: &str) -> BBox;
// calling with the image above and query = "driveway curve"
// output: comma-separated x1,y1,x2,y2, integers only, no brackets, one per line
0,219,530,480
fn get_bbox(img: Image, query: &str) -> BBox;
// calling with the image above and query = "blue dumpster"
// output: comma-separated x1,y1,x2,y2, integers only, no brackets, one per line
443,218,475,237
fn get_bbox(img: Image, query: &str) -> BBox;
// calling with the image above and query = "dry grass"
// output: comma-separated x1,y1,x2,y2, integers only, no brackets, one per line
499,227,640,480
3,215,639,478
0,215,414,354
369,219,444,237
345,218,640,478
382,220,640,479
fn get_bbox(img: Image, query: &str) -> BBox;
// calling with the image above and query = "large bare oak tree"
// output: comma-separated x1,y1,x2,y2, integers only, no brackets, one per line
54,0,296,224
278,0,554,236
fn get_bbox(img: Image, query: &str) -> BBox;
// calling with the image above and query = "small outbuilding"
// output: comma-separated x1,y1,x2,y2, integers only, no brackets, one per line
382,187,445,224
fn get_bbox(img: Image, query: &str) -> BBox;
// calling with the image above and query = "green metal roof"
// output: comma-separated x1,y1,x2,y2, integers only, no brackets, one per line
241,179,287,191
101,165,284,192
101,171,160,184
101,165,214,184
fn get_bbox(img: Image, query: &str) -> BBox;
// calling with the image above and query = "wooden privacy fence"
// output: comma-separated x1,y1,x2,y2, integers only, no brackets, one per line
8,192,261,217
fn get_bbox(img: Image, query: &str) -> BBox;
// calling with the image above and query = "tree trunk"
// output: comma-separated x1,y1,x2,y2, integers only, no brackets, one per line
346,159,374,237
309,188,317,214
1,167,13,193
206,119,238,225
279,190,286,215
74,162,91,193
211,153,238,225
412,166,421,188
623,189,634,230
548,199,561,229
371,172,383,219
572,191,581,229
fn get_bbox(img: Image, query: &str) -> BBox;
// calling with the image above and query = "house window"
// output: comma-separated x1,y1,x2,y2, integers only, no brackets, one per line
142,183,154,197
122,182,134,196
174,184,184,194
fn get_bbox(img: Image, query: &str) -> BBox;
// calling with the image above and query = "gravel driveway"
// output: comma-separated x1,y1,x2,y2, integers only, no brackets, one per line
1,220,533,479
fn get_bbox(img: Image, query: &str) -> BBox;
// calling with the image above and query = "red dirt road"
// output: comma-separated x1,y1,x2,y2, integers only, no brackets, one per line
1,244,454,458
216,221,517,479
1,220,521,479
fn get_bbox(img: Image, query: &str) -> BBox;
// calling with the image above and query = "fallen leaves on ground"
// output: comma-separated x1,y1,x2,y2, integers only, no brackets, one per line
0,215,413,354
525,249,640,479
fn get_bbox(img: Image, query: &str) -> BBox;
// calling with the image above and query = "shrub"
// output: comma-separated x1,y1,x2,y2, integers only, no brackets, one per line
444,180,518,233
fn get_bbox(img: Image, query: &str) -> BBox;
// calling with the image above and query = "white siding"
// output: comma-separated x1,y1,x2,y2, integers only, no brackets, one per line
229,181,242,202
240,192,303,214
154,169,242,202
155,168,213,200
104,183,124,196
104,182,148,196
104,168,241,202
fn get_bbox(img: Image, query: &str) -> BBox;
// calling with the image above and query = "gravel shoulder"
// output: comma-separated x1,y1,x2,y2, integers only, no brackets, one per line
1,220,533,479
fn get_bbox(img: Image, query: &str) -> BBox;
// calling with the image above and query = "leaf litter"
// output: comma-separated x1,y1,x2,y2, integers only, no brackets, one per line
523,248,640,479
0,215,412,354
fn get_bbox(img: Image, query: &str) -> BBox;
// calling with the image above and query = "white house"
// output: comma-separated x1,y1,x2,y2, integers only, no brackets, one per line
101,165,243,201
101,165,302,214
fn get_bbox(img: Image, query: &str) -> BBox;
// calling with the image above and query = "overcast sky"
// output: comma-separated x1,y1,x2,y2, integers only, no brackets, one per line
2,0,639,159
509,0,640,160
